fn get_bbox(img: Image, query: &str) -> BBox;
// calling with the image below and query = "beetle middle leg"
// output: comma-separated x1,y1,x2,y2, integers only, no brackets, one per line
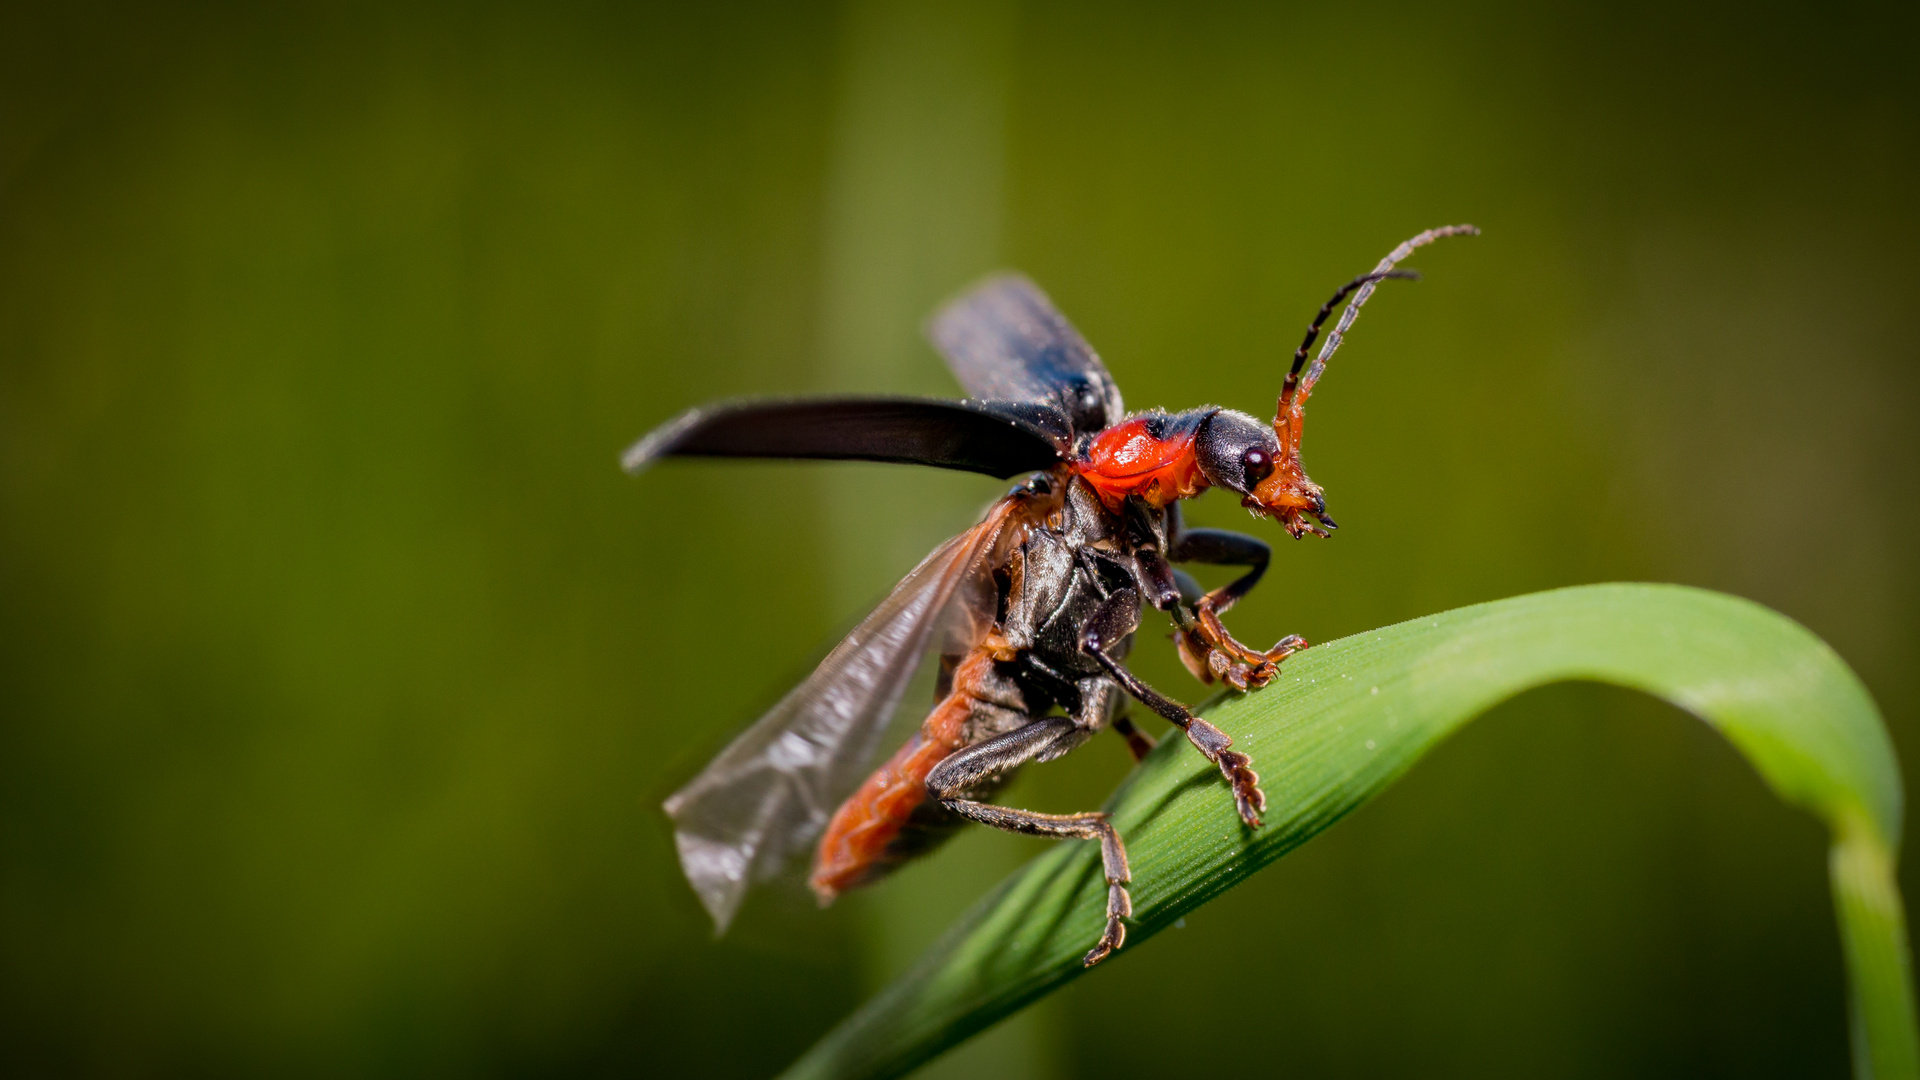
1080,586,1268,829
924,718,1135,966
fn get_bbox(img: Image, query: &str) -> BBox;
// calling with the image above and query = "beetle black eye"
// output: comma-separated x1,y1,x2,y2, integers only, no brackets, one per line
1242,447,1273,486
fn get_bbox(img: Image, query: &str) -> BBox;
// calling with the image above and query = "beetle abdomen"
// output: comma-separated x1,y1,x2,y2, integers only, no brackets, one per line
810,649,1013,900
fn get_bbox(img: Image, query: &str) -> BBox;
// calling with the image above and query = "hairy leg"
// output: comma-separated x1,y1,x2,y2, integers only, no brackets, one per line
1164,523,1307,691
1079,587,1267,828
924,718,1134,965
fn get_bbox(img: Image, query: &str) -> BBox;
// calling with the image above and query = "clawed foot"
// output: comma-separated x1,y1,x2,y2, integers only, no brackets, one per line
1183,718,1268,828
1172,597,1309,690
1082,882,1132,966
1177,626,1308,691
1216,748,1266,827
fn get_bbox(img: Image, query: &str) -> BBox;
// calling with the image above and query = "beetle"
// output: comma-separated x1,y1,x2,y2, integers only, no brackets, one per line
626,225,1476,965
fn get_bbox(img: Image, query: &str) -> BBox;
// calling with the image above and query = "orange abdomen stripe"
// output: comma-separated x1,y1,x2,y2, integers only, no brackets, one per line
810,650,994,900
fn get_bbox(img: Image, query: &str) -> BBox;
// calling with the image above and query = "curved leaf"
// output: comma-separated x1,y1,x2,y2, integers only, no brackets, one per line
780,584,1916,1080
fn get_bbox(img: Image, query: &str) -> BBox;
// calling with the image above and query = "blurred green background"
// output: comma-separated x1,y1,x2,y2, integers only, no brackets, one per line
3,0,1916,1075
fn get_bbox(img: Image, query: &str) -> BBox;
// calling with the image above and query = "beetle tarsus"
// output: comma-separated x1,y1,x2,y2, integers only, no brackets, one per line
1084,881,1132,966
1161,519,1308,689
1186,602,1308,691
1182,717,1266,828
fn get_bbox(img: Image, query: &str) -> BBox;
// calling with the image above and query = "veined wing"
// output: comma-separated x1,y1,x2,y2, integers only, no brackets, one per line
663,497,1023,933
928,274,1125,438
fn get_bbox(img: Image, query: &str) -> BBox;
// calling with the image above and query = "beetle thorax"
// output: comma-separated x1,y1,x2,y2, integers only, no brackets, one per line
1073,411,1212,510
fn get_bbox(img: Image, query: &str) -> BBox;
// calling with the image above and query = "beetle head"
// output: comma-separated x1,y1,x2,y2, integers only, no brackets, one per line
1195,408,1332,538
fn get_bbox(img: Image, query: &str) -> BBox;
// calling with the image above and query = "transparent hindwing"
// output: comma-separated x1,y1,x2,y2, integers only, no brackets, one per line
663,498,1019,932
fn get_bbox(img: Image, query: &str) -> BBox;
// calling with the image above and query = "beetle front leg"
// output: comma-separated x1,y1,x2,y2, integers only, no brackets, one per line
1166,526,1307,691
1080,587,1266,828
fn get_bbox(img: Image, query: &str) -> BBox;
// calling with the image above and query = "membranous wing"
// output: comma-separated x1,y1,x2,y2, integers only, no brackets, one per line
663,498,1021,932
622,396,1066,477
928,274,1125,438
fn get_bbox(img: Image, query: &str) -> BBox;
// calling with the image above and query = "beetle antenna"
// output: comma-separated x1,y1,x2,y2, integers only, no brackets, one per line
1281,269,1419,407
1274,225,1479,459
1286,224,1480,408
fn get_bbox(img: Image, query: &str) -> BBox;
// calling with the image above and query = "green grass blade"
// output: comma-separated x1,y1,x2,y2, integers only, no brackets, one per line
779,583,1916,1080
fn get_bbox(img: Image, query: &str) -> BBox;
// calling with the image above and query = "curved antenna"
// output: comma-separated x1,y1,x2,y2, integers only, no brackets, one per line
1287,224,1480,407
1259,225,1478,536
1280,268,1420,409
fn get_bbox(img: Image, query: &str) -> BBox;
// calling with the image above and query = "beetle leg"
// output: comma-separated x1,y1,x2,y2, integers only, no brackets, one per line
1110,714,1157,762
1167,526,1308,690
1080,587,1267,829
1076,670,1154,763
924,719,1133,966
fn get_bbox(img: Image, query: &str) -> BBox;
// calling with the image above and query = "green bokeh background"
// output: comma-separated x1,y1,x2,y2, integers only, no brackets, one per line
3,1,1916,1075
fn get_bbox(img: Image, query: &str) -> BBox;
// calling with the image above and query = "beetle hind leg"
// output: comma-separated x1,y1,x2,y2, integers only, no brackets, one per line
939,797,1133,966
924,718,1135,966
